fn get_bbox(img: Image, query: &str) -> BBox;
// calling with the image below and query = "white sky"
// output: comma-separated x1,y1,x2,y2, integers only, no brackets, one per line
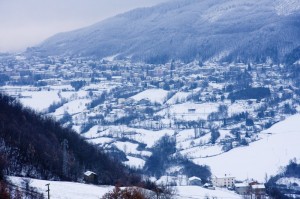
0,0,169,53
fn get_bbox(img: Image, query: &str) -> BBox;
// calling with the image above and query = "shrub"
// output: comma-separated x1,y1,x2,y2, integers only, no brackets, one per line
102,187,147,199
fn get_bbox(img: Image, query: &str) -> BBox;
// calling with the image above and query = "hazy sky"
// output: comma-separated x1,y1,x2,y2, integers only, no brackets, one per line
0,0,169,53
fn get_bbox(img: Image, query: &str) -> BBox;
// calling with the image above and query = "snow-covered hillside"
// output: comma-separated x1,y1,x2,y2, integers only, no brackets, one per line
84,113,300,181
2,75,300,182
195,114,300,181
33,0,300,63
1,51,300,189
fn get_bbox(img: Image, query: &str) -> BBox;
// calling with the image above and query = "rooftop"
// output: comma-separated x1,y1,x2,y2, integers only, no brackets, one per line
84,171,96,176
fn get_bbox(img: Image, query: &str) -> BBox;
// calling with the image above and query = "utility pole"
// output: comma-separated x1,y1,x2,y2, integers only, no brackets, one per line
45,183,50,199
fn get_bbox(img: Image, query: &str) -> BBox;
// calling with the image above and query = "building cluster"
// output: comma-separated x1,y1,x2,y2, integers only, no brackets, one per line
0,54,299,155
212,174,266,198
0,54,290,92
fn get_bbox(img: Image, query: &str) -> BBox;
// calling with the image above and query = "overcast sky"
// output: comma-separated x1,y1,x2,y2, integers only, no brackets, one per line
0,0,169,53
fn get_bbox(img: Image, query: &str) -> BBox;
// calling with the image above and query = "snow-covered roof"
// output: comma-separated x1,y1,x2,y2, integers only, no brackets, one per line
251,184,265,189
235,183,248,188
189,176,202,181
84,171,96,176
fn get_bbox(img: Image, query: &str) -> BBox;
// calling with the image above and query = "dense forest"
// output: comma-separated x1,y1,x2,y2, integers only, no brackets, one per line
0,93,141,186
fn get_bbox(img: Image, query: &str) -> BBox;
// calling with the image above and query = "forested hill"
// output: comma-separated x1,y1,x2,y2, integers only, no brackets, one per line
32,0,300,63
0,93,140,185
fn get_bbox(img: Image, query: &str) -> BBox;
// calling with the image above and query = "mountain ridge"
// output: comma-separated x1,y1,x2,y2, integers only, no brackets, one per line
30,0,300,63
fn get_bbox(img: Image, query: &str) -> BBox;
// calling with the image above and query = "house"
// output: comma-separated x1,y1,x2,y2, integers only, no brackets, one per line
188,176,202,186
234,181,266,197
235,183,250,195
251,184,266,196
84,171,98,184
212,174,235,188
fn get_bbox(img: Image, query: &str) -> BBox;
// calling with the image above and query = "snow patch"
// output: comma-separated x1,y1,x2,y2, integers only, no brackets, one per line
277,177,300,186
130,89,169,104
275,0,300,16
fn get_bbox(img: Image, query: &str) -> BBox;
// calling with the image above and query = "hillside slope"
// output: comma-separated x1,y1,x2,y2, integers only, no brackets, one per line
195,114,300,181
31,0,300,63
0,93,139,185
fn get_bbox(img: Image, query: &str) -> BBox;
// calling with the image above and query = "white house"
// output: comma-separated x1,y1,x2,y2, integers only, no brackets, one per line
212,174,235,188
235,183,250,195
251,184,266,195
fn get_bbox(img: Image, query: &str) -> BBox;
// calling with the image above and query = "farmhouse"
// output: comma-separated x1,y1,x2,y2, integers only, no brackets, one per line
84,171,98,184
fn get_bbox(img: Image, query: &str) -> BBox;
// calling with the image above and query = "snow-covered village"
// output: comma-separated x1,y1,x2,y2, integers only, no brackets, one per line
1,0,300,198
1,51,300,198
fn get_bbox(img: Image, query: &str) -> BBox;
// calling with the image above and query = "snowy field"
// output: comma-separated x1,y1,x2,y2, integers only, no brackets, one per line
0,86,61,112
160,102,219,120
8,176,114,199
8,177,242,199
130,89,169,104
176,186,241,199
53,99,91,116
84,125,174,148
195,114,300,181
166,91,190,105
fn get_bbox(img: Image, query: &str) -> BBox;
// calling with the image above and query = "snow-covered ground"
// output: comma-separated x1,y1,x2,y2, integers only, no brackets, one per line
275,0,300,16
0,86,61,112
166,91,190,105
160,102,219,120
194,114,300,181
8,176,242,199
19,91,61,111
130,89,169,104
53,99,91,116
176,186,242,199
277,177,300,186
124,156,145,168
84,125,174,148
8,176,114,199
